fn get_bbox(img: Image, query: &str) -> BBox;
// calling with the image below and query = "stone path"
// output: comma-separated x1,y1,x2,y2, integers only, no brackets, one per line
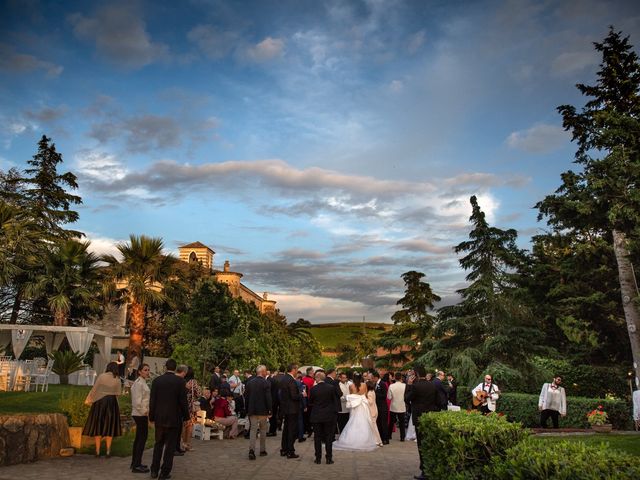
0,435,420,480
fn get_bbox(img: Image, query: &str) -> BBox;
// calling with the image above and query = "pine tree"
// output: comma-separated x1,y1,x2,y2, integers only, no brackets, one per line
425,196,539,388
536,28,640,387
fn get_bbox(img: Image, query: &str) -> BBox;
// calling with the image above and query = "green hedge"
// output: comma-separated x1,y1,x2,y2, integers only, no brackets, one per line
418,411,528,479
490,437,640,479
499,393,632,430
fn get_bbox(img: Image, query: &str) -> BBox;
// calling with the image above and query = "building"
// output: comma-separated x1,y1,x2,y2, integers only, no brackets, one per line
97,241,276,346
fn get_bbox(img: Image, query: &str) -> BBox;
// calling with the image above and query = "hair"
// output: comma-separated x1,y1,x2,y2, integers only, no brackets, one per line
394,372,402,381
287,363,298,374
176,364,188,375
326,368,336,376
382,372,390,383
256,365,267,375
105,361,119,377
138,363,150,373
366,380,376,391
185,366,195,381
221,374,227,380
554,375,562,380
415,366,427,377
338,371,347,377
165,358,177,371
315,371,326,382
371,371,380,379
437,370,445,377
306,366,314,374
352,372,362,390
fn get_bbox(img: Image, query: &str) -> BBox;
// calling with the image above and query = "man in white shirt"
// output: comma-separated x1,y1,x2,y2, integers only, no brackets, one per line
387,372,406,441
538,375,566,428
337,372,351,433
471,374,500,414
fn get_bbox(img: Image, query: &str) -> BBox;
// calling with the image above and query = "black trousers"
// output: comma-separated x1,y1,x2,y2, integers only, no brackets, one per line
540,409,560,428
151,426,180,477
281,413,298,454
415,417,425,474
269,400,281,433
312,420,335,460
337,413,349,433
131,416,148,467
376,409,389,441
388,411,406,440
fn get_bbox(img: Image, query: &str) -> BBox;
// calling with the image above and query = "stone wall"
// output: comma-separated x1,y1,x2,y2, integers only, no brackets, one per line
0,413,70,466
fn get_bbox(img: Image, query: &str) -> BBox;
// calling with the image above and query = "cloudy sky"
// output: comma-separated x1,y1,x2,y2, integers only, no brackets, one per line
2,0,640,323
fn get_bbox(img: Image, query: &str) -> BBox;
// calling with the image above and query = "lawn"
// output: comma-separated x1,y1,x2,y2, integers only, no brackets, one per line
534,434,640,456
0,384,150,457
309,322,389,350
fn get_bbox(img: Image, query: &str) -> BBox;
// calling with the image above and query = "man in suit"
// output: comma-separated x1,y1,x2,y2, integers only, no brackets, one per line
279,363,301,459
149,358,189,480
433,370,449,411
337,372,351,432
208,366,222,392
372,371,389,444
267,369,284,436
309,371,339,464
405,366,439,480
324,368,343,437
245,365,272,460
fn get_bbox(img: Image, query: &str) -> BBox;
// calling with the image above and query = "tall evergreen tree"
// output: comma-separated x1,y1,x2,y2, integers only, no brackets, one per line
536,28,640,386
424,196,539,387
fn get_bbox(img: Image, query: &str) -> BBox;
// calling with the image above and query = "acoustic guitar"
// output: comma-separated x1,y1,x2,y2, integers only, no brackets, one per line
472,390,489,407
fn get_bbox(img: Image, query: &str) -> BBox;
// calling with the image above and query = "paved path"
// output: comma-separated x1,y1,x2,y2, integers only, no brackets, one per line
0,435,420,480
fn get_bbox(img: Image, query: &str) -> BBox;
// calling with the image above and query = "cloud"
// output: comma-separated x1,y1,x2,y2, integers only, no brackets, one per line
0,43,63,77
74,149,127,183
187,25,239,60
85,233,123,258
69,2,168,68
245,37,285,62
24,105,67,123
506,123,569,154
407,29,426,53
395,239,453,255
550,49,600,76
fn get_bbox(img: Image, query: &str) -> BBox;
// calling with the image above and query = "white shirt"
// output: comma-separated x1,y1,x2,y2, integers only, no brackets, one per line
339,381,352,413
632,390,640,421
229,374,243,395
131,376,150,416
538,383,566,416
387,382,406,413
472,382,499,412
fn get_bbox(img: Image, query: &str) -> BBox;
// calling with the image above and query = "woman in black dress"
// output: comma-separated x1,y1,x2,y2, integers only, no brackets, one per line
83,361,122,457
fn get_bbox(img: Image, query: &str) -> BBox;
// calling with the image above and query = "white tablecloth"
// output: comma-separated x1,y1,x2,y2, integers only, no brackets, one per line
47,369,96,386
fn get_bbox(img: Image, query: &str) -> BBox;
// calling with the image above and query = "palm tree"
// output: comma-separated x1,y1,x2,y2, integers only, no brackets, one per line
102,235,176,362
27,239,101,326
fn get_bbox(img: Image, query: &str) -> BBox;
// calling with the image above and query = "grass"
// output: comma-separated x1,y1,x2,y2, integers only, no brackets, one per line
309,322,389,350
534,434,640,456
0,383,145,457
0,384,91,414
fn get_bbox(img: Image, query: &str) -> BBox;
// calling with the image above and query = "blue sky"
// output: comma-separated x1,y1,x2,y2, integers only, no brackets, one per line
2,0,640,323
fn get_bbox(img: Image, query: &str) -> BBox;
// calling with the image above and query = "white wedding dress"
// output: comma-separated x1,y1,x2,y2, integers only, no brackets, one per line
333,394,380,452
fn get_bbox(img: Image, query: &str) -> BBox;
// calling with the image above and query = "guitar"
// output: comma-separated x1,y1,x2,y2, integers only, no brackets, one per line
472,390,490,407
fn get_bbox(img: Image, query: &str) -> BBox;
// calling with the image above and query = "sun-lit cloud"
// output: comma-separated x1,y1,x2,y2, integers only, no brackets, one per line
506,123,570,154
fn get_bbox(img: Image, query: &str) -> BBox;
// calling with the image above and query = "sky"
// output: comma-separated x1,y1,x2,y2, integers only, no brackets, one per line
2,0,640,324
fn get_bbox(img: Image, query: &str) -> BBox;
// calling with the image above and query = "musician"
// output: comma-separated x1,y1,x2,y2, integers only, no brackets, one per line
471,374,499,414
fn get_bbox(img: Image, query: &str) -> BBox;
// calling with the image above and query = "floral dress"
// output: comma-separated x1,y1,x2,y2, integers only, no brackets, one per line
186,379,202,422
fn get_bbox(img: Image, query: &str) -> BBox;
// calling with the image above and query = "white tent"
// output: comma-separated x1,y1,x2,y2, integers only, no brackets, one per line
0,325,113,370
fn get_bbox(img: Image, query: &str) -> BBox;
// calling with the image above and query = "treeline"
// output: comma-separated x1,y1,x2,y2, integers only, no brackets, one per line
0,136,321,370
377,28,640,398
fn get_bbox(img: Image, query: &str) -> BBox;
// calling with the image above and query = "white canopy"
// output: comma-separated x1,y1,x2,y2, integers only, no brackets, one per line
0,325,113,365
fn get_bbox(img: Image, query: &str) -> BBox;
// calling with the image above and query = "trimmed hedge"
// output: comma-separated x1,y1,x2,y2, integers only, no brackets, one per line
418,411,528,479
499,392,632,430
490,437,640,479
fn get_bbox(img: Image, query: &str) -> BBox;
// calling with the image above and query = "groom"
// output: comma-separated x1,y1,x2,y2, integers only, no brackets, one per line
372,371,389,444
309,371,339,464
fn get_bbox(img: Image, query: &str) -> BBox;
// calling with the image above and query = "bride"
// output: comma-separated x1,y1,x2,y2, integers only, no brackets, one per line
333,373,381,451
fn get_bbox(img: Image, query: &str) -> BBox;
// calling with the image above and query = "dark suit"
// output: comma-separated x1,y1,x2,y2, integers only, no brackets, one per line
246,376,272,416
268,373,283,434
405,379,439,476
149,372,189,478
310,382,340,462
433,378,449,411
279,373,300,455
209,372,221,392
375,380,389,442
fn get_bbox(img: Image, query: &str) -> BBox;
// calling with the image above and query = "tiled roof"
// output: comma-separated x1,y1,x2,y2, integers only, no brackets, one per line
179,241,214,251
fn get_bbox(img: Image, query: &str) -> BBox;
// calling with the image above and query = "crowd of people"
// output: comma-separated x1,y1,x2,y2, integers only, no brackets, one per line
81,359,571,480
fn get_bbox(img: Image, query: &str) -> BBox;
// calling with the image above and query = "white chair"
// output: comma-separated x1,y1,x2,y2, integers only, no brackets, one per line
32,359,54,392
13,361,34,391
192,410,224,440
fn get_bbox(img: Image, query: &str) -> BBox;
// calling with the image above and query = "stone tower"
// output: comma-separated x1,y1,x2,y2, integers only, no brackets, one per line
178,241,215,270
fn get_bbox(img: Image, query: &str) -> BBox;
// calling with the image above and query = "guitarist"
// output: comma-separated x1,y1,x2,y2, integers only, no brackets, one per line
471,374,500,415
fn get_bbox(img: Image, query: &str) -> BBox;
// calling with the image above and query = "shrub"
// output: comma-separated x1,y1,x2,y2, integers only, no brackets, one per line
59,390,91,427
418,410,528,479
490,437,640,479
49,350,85,376
499,392,632,430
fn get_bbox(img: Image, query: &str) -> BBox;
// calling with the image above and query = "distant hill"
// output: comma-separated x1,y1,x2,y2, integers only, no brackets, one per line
309,322,390,351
